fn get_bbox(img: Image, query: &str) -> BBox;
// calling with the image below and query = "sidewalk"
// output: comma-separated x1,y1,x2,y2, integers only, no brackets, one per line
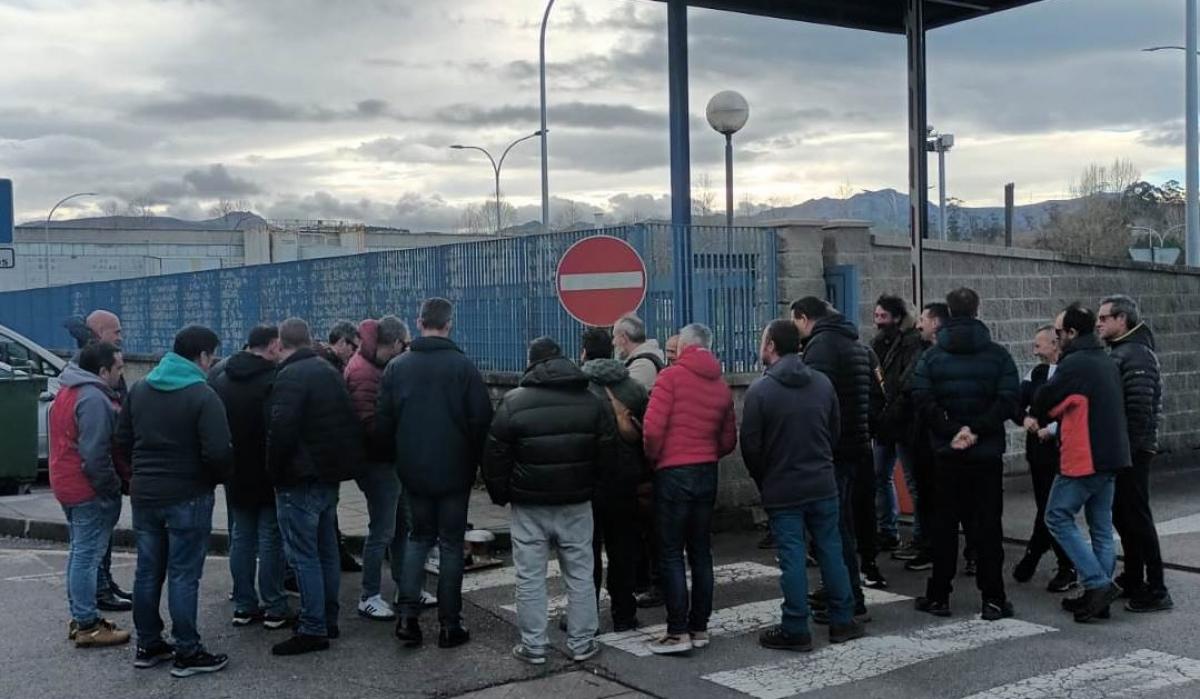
0,482,511,555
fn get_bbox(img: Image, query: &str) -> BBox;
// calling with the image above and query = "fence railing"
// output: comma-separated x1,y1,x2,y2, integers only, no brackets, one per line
0,224,777,373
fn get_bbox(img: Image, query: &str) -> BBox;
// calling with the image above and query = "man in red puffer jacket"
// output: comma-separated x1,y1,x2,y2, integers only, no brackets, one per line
641,323,736,656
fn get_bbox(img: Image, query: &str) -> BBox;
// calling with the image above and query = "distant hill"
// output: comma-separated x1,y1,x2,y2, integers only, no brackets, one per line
19,212,269,231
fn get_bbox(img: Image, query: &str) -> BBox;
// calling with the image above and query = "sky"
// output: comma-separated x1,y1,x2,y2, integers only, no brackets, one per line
0,0,1190,231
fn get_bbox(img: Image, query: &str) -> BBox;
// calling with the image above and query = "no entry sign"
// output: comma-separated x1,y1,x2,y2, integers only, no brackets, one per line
556,235,648,327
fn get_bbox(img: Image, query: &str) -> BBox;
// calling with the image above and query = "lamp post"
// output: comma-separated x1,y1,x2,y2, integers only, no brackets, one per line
705,91,750,229
539,0,556,233
451,131,544,235
44,191,96,287
926,128,954,240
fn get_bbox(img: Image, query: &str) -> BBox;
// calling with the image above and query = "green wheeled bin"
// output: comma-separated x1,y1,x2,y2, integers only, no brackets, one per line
0,370,46,495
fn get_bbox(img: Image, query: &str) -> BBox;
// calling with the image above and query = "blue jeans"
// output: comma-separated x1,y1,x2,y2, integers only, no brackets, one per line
398,491,469,624
874,441,918,541
227,501,288,616
64,496,122,626
356,463,399,600
655,463,717,636
276,483,340,637
133,493,214,658
770,496,854,635
1045,473,1116,591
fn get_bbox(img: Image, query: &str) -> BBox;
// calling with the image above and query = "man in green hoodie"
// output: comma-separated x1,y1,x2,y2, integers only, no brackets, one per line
116,325,233,678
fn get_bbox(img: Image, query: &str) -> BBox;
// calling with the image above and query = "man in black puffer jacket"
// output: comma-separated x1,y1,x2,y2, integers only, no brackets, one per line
1098,294,1172,612
209,325,293,629
911,288,1019,622
792,297,885,620
484,337,614,665
266,318,363,656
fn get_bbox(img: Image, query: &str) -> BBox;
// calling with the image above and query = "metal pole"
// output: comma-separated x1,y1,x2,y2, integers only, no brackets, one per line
44,191,95,288
938,146,947,241
725,132,734,230
539,0,555,233
668,0,693,327
1188,0,1198,265
906,0,928,309
494,166,503,235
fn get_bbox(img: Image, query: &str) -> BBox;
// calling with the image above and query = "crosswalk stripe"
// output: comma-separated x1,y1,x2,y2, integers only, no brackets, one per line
959,649,1200,699
461,560,562,593
500,561,782,616
597,587,912,657
702,618,1056,698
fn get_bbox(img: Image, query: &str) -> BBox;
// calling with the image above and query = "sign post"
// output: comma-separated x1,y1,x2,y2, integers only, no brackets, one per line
556,236,648,327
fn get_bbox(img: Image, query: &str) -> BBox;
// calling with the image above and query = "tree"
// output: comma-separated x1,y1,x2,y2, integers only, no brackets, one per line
692,173,715,220
1036,158,1141,258
209,198,251,220
554,200,583,231
945,197,966,241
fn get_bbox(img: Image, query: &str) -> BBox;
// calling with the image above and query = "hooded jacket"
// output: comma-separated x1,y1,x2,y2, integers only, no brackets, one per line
344,319,391,460
1032,333,1131,476
1106,323,1162,455
267,347,363,487
871,318,924,442
741,353,840,510
642,345,737,469
910,317,1020,462
116,352,234,508
802,313,883,464
582,358,649,497
483,356,613,506
49,364,127,506
209,350,277,508
624,339,666,392
375,335,494,497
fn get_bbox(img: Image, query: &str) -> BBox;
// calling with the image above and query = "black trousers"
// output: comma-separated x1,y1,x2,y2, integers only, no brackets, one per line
1113,451,1167,594
1026,458,1072,569
593,495,638,625
927,458,1006,603
910,434,937,555
849,452,877,567
834,470,866,608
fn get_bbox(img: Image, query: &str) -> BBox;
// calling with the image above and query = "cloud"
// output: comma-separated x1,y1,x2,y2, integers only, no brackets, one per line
141,164,262,203
130,92,402,123
434,101,665,130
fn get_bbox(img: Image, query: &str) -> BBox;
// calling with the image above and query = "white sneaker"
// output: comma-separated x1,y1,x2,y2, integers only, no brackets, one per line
357,595,396,620
420,590,438,607
647,634,692,655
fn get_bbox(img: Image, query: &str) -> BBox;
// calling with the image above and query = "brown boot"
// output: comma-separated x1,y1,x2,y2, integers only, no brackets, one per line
74,619,131,648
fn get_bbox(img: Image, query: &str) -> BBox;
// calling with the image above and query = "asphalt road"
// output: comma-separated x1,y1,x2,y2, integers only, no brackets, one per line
2,531,1199,699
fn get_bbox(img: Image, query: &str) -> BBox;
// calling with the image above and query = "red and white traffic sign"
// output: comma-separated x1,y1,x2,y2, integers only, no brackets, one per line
556,235,647,327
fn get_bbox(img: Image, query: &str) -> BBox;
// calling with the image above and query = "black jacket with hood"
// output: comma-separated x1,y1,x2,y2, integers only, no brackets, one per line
209,351,277,507
871,319,924,442
1106,323,1162,455
483,356,614,506
801,313,883,465
582,358,649,498
741,353,841,510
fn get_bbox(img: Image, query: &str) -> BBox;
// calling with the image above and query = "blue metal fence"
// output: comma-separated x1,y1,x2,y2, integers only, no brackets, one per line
0,224,777,373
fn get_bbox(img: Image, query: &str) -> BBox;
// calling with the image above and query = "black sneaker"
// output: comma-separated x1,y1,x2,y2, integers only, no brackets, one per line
904,553,933,571
1115,574,1147,600
438,625,470,649
892,543,920,561
108,582,133,602
263,613,295,630
271,634,329,656
915,597,952,617
339,548,363,573
829,619,866,644
394,617,423,648
635,587,664,609
1012,553,1039,583
134,640,175,668
1074,583,1122,623
981,599,1014,621
808,586,828,610
759,625,813,652
612,618,640,633
861,562,888,589
232,609,264,627
1047,567,1079,593
170,650,229,677
1126,590,1174,613
96,591,133,612
1062,593,1110,618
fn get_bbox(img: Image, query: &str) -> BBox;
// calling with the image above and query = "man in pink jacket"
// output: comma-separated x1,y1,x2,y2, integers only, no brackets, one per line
641,323,736,655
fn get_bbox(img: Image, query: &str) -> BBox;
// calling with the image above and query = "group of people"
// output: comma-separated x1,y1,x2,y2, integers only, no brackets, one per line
46,285,1172,677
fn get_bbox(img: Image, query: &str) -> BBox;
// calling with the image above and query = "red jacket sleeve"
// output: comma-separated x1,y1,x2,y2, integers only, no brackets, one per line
642,370,675,462
718,391,737,458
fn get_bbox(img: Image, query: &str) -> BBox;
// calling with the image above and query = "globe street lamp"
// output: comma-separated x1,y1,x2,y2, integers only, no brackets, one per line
450,130,544,235
45,191,96,287
706,91,750,229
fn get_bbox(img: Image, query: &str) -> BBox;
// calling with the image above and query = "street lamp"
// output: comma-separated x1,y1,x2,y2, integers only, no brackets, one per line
44,191,96,287
450,130,544,235
705,90,750,229
539,0,556,233
926,128,954,241
1144,6,1199,266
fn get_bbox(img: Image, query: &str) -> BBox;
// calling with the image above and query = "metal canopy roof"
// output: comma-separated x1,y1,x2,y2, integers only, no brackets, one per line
652,0,1046,34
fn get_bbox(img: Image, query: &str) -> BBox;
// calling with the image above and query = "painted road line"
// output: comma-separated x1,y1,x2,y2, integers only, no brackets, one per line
597,586,912,657
461,560,561,594
959,649,1200,699
703,618,1056,699
502,561,783,616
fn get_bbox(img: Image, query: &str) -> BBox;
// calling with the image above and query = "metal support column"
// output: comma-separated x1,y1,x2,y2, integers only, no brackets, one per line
668,0,693,328
1188,0,1198,265
906,0,929,308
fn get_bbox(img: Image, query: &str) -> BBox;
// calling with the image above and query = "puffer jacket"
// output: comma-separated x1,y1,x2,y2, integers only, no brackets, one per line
911,317,1020,462
49,364,127,506
483,356,613,506
344,319,391,461
802,314,882,464
642,345,737,469
209,350,277,508
871,319,924,442
267,347,363,487
582,358,649,497
1106,323,1162,455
